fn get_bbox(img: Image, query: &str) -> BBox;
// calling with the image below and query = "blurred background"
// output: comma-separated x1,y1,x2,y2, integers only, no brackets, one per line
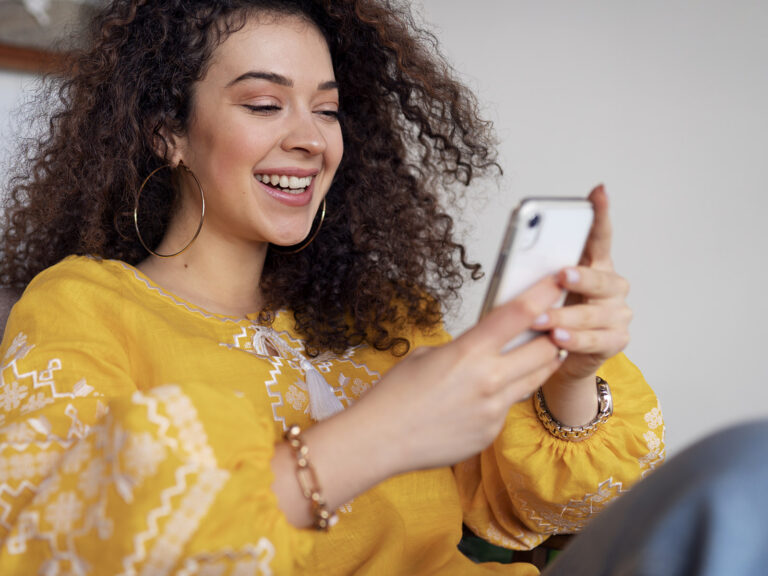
1,0,767,454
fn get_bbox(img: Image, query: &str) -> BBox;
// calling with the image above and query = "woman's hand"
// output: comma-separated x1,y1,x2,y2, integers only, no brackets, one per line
534,185,633,425
351,275,566,475
274,275,568,527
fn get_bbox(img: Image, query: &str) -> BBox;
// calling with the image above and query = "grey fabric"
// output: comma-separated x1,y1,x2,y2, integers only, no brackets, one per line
0,287,21,342
544,420,768,576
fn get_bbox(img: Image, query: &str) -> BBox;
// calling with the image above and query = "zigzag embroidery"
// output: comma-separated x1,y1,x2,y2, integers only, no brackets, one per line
520,477,625,534
274,327,382,383
118,462,200,576
139,468,230,576
118,263,247,326
119,385,224,576
0,479,38,531
175,538,277,576
2,349,101,405
0,435,74,456
130,391,178,452
264,357,287,431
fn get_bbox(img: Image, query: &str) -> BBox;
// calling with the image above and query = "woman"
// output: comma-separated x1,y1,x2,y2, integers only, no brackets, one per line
0,0,661,573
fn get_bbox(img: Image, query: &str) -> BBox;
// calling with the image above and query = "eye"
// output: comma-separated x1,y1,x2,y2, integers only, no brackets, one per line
316,109,340,121
243,104,282,115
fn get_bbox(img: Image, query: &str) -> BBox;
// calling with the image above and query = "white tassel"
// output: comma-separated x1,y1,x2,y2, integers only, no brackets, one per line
252,327,345,421
300,359,345,421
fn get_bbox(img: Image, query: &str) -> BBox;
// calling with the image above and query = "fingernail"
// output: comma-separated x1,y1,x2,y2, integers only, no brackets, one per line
554,328,570,342
533,313,549,327
565,268,580,284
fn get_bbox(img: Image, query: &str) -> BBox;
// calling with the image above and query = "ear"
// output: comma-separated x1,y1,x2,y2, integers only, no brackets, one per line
152,125,186,167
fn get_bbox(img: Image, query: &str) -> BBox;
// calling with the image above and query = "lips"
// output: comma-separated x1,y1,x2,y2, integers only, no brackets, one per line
256,173,316,207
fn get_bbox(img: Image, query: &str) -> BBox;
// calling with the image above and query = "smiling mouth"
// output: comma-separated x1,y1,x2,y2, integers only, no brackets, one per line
255,173,313,194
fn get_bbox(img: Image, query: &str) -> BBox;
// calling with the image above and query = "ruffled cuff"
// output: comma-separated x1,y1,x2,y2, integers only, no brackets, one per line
457,353,664,550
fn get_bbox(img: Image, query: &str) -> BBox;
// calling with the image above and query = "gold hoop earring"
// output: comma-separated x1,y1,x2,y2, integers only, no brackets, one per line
133,162,205,258
271,198,327,255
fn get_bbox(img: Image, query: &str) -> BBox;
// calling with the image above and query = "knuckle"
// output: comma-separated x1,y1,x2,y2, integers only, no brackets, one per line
583,331,598,350
483,397,506,421
477,366,502,397
592,271,606,293
580,307,596,328
617,276,631,297
509,299,538,323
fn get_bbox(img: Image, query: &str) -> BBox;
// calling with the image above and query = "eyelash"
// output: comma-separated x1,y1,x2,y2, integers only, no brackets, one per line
243,105,339,120
244,105,280,115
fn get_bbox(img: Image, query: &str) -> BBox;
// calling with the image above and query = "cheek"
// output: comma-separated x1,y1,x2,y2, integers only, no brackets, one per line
328,129,344,169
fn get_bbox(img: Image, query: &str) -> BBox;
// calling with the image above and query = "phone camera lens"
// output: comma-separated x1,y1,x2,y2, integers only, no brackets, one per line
528,214,540,228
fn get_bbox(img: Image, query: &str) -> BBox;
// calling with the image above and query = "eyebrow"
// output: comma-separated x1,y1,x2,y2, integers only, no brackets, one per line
227,71,338,91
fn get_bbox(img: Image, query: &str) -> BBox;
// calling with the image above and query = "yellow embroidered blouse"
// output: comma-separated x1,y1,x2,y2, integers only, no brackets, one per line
0,256,664,575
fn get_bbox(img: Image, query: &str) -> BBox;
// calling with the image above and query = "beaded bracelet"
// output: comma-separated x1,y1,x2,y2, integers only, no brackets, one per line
284,424,338,531
533,376,613,441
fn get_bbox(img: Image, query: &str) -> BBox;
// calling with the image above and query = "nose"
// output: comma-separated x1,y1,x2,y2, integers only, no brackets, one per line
281,109,327,156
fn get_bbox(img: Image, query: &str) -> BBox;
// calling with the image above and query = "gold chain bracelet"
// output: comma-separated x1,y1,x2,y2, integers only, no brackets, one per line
533,376,613,441
284,424,338,531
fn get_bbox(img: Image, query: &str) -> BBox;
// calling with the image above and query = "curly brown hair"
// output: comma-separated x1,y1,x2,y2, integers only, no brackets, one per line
0,0,500,356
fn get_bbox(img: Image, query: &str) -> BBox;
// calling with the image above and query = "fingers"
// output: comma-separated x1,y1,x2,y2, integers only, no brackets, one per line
476,335,563,407
534,264,632,360
557,266,629,301
533,302,633,332
551,326,630,355
582,184,613,267
462,275,563,351
500,354,564,406
483,335,561,395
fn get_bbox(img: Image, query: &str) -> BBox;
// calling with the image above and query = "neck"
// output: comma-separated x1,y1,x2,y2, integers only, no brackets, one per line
137,232,268,318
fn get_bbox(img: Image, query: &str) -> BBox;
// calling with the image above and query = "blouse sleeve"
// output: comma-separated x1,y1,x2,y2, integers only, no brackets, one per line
0,269,313,574
454,353,665,550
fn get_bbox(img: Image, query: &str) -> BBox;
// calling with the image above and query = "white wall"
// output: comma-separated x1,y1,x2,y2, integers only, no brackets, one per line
0,71,37,172
2,0,767,455
418,0,768,454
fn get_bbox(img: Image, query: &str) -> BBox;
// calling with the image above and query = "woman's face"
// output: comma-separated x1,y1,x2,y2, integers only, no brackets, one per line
171,14,343,249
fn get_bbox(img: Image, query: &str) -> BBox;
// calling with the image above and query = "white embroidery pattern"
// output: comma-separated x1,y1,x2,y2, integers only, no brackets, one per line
484,523,524,549
120,263,245,326
228,326,381,427
176,539,277,576
285,384,308,412
0,334,103,535
517,477,626,536
0,354,275,576
639,401,666,477
117,385,228,576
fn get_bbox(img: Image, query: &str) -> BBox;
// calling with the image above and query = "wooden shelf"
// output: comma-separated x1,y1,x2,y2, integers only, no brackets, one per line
0,43,66,74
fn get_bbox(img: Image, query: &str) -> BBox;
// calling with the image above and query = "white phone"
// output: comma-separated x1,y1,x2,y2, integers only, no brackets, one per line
479,197,595,352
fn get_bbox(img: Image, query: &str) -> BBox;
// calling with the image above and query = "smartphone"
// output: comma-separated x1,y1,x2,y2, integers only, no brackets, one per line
479,197,594,352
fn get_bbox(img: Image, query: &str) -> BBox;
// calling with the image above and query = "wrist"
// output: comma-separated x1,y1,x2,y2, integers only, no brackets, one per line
271,402,399,529
535,376,613,441
541,372,600,427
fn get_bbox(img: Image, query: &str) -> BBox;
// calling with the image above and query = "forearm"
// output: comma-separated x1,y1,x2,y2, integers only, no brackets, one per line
270,401,401,528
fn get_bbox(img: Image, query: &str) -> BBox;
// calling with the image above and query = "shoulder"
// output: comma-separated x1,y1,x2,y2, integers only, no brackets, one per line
27,255,124,291
13,256,133,328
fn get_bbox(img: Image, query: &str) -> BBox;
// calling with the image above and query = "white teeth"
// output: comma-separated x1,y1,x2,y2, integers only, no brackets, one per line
255,173,313,190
